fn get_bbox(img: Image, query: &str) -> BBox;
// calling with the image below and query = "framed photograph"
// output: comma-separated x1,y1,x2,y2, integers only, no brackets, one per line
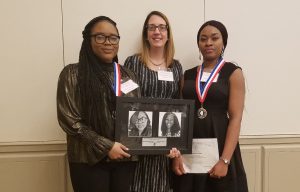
115,97,195,155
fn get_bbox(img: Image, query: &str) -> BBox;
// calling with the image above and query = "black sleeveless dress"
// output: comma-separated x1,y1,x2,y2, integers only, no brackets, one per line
174,62,248,192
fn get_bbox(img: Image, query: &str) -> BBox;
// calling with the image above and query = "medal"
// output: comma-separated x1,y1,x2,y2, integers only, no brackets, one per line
197,103,207,119
195,57,226,119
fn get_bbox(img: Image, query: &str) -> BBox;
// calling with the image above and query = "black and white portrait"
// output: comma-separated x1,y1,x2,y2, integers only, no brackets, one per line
158,112,181,137
128,111,152,137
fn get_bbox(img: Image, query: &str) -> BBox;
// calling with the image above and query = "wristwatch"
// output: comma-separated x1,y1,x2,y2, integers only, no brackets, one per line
220,157,230,165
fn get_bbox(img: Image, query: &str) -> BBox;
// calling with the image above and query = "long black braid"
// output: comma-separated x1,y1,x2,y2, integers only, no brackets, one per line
77,16,126,137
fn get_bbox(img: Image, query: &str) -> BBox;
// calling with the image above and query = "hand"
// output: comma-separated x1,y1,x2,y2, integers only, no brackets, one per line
108,142,131,160
208,160,228,179
172,155,185,175
167,147,181,158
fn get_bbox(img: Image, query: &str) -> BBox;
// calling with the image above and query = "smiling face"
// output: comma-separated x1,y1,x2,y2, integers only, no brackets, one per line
135,112,148,131
198,25,224,61
90,21,119,63
165,113,175,129
146,15,168,49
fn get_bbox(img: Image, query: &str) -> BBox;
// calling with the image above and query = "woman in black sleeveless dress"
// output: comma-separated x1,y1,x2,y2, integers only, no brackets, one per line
173,20,248,192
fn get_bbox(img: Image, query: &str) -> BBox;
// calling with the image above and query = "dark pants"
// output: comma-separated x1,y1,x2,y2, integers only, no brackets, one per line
69,161,136,192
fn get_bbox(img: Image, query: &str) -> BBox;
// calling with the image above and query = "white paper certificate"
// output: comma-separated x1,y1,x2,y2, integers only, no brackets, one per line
182,138,219,173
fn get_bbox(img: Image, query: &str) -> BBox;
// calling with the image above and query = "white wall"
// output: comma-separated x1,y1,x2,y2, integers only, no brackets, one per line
1,0,300,142
63,0,204,70
0,0,65,142
204,0,300,135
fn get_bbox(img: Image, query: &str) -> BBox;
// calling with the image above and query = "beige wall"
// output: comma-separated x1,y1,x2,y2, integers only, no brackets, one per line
1,1,300,191
1,0,300,143
62,0,300,136
0,0,65,142
1,136,300,192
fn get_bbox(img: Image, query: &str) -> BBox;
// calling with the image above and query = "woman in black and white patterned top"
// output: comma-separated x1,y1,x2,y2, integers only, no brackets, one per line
124,11,183,192
125,54,182,99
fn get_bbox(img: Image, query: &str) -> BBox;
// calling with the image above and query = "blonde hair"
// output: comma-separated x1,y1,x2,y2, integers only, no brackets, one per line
139,11,175,67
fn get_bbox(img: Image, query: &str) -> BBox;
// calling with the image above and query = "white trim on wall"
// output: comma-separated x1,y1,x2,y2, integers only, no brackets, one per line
1,135,300,192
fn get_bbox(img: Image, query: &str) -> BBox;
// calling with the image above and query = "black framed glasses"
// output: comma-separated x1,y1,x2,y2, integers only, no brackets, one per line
90,34,120,45
146,24,168,32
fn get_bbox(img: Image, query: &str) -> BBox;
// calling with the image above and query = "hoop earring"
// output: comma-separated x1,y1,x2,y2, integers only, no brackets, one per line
221,47,225,57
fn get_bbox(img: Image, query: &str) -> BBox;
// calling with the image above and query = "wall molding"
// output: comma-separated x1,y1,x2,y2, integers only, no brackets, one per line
2,134,300,150
1,135,300,192
240,135,300,145
0,141,66,153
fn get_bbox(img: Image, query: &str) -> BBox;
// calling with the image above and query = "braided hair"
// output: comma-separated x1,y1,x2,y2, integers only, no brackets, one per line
77,16,122,136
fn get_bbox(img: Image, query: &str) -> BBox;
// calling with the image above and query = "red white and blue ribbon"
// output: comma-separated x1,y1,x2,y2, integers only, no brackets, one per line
113,62,121,96
195,57,226,103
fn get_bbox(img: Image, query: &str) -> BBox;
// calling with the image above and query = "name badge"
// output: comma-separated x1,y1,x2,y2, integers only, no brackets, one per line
121,79,139,94
201,72,219,82
157,70,174,81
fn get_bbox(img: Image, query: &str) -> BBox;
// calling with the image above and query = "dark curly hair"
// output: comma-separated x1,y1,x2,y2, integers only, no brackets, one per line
161,112,180,136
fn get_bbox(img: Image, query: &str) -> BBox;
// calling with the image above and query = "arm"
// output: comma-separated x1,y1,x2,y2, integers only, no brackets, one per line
171,149,185,175
171,71,186,174
222,68,245,163
175,60,184,99
124,55,134,69
57,65,126,163
209,68,245,178
180,77,184,99
124,55,142,86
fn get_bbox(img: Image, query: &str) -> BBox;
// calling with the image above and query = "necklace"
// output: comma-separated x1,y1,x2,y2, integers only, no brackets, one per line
149,58,164,66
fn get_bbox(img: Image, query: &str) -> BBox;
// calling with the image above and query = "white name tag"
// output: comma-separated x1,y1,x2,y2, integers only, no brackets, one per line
121,79,139,94
201,72,219,82
157,70,174,81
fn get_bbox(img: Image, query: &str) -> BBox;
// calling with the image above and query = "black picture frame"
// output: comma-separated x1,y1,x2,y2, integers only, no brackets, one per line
115,97,194,155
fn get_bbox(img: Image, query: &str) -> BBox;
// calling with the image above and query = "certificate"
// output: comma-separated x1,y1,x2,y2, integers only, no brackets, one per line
182,138,219,173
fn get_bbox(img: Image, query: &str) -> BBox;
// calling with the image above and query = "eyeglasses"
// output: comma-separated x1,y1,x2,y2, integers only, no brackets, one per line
146,24,168,32
90,34,120,45
136,117,147,123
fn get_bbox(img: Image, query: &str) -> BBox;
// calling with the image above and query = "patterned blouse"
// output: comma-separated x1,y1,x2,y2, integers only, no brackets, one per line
124,54,182,99
124,54,183,192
